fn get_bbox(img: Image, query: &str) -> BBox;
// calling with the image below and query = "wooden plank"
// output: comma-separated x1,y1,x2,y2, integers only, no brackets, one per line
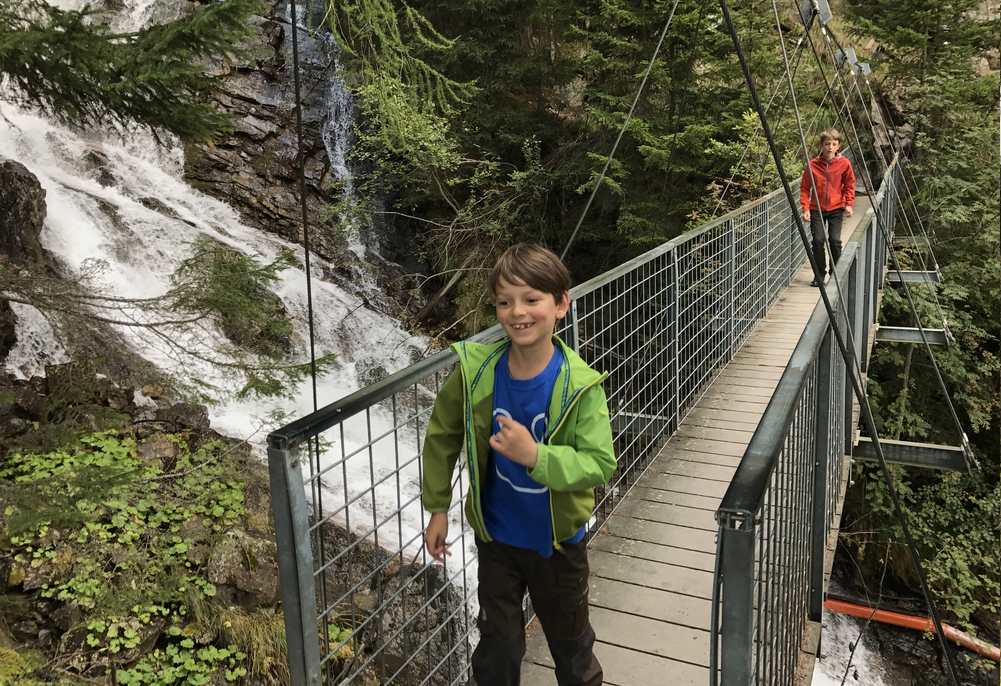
655,447,741,468
657,459,737,484
590,533,717,572
613,498,718,531
718,367,785,381
520,660,557,685
683,415,761,433
687,406,765,423
604,514,716,552
627,486,720,511
526,634,708,686
666,436,747,457
697,397,769,412
675,425,754,444
711,378,780,395
589,549,715,598
636,473,728,499
588,575,713,630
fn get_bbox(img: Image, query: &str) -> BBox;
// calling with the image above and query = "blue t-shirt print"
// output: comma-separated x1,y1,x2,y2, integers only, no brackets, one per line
481,346,584,557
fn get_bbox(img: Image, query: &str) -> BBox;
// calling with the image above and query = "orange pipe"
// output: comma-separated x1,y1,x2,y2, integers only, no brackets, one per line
824,598,1000,663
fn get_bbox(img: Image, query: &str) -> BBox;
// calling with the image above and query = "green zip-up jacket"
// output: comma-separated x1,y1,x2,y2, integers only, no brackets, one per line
421,336,616,549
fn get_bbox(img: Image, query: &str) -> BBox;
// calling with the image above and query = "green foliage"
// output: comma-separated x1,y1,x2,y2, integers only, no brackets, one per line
854,466,1000,632
329,0,472,165
171,236,297,360
0,0,262,141
0,431,277,682
165,235,337,399
840,0,999,637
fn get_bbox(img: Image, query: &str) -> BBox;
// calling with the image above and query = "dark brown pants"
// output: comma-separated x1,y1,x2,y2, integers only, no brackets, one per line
471,538,602,686
810,208,845,274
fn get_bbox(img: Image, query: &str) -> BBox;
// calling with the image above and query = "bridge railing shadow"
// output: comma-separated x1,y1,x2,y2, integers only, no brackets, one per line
711,155,902,686
266,183,814,685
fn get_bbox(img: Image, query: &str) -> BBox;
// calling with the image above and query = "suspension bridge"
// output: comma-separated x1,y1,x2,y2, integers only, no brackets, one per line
267,0,976,684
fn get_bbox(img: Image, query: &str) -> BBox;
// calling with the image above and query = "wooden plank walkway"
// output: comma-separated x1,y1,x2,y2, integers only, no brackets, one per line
521,199,872,685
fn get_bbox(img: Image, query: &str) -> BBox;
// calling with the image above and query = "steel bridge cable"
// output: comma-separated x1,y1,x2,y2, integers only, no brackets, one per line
710,29,810,218
717,2,963,683
820,25,948,325
828,29,946,274
288,0,333,660
808,19,975,470
864,78,944,260
771,5,866,389
560,0,684,260
828,40,949,321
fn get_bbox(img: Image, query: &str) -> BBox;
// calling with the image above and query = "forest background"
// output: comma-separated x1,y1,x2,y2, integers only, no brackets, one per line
0,0,997,680
332,0,1000,640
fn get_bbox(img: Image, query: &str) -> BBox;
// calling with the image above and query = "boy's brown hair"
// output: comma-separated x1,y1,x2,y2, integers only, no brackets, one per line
488,243,571,301
818,128,842,146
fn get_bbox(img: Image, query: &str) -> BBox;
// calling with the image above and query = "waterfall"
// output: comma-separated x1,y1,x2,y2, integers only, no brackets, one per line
1,0,439,585
282,0,367,257
812,609,892,685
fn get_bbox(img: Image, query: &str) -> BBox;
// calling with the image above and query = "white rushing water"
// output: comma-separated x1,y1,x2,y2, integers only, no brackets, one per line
812,609,892,686
2,0,479,626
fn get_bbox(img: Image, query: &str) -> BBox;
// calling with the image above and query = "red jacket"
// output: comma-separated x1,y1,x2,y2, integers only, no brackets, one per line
800,154,856,213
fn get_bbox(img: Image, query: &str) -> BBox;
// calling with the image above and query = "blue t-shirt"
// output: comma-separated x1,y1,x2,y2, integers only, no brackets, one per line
481,346,585,557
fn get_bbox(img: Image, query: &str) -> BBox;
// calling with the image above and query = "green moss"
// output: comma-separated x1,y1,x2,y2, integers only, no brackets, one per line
0,430,285,683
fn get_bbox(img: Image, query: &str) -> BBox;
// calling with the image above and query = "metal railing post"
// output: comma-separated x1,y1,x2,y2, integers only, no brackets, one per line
568,299,580,352
673,249,682,428
861,224,875,372
845,255,861,454
268,444,322,686
728,219,737,359
809,327,833,621
763,201,771,313
719,514,755,686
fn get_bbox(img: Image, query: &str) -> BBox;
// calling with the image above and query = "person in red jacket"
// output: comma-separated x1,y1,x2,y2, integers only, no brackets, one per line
800,128,856,287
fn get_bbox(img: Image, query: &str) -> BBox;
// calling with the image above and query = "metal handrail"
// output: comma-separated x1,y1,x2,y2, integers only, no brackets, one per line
712,157,904,686
268,178,806,686
267,187,786,452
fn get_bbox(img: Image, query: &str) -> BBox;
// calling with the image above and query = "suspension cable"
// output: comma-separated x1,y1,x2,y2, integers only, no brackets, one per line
772,4,865,383
560,0,683,260
823,44,948,321
863,78,943,257
719,2,962,683
808,19,975,470
827,29,945,272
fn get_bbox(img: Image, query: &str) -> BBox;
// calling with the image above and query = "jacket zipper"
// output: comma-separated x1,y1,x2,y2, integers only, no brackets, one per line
544,376,605,551
458,362,490,541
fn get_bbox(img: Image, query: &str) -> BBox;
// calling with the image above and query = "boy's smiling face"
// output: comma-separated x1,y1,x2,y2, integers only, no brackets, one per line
493,278,569,352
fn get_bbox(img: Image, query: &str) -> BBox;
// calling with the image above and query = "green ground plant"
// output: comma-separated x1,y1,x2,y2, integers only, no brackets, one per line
0,430,286,684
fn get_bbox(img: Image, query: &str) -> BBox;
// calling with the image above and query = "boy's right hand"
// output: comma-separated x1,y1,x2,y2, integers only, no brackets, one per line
803,209,811,221
424,512,450,562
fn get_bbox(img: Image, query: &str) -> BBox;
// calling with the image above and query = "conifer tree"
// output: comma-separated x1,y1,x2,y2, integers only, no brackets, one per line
0,0,261,141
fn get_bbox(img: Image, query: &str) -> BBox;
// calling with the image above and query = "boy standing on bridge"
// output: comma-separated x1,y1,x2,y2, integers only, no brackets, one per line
800,128,856,287
421,243,616,686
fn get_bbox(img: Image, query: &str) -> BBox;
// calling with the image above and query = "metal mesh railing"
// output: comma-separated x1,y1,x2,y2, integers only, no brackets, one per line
712,157,902,686
267,184,810,685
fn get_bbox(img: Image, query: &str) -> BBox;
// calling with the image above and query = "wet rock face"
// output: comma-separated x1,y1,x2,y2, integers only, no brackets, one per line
0,159,46,267
184,7,349,260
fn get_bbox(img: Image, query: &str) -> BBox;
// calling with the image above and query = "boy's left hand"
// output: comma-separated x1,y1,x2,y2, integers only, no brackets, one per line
845,206,854,217
490,415,538,468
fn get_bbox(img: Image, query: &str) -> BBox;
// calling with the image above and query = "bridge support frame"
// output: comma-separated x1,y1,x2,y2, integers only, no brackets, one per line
268,444,322,686
810,328,833,622
719,514,755,686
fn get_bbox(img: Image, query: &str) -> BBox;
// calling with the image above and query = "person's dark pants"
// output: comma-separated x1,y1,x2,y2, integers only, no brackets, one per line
810,208,845,276
471,538,602,686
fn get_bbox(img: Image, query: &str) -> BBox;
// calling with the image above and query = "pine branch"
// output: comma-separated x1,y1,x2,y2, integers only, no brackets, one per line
0,0,262,141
